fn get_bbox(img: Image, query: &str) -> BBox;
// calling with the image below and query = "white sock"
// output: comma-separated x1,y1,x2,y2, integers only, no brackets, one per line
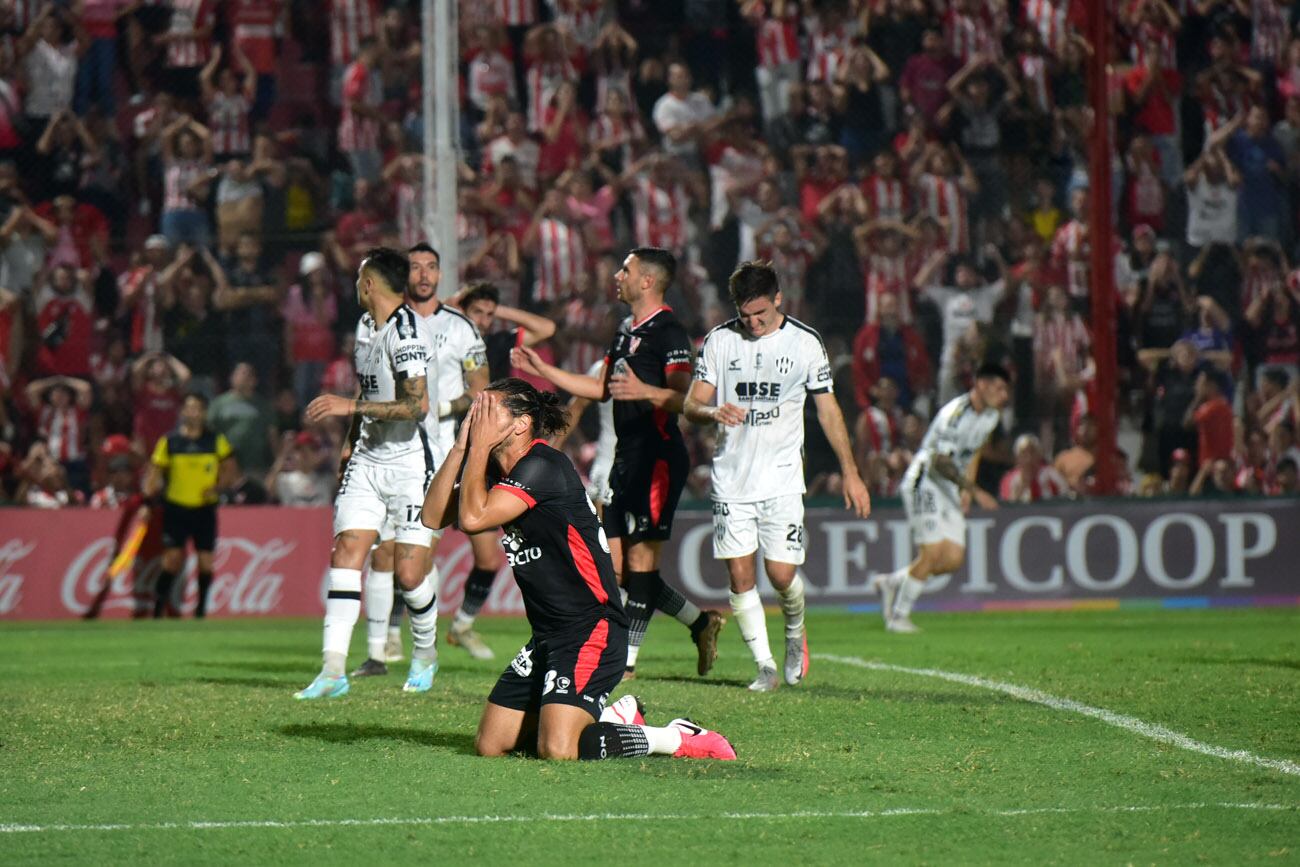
892,576,925,620
776,575,806,639
364,569,394,662
672,598,702,628
885,567,910,589
626,643,640,668
452,610,474,630
402,571,438,661
619,587,629,607
387,625,401,643
642,724,683,756
322,568,362,675
729,588,773,668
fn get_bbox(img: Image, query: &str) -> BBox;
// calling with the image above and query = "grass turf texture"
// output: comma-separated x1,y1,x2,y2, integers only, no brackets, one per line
2,609,1298,864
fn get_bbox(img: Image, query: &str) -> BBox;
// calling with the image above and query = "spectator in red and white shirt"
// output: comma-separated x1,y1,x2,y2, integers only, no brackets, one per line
159,114,214,248
1000,433,1070,502
588,87,645,175
851,291,932,412
755,212,824,321
282,252,338,409
130,351,192,455
483,111,541,190
35,264,94,378
155,0,215,102
1125,38,1183,186
339,37,383,182
522,23,577,133
627,154,694,256
119,234,173,355
25,373,92,490
466,24,518,115
537,81,588,183
912,143,978,254
1034,283,1092,452
523,189,586,304
330,0,379,71
861,150,911,222
229,0,283,120
74,0,130,117
200,45,256,160
743,0,803,126
854,220,918,324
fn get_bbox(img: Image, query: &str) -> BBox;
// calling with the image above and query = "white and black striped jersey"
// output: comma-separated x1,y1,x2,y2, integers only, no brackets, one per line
694,315,833,503
908,392,1000,490
422,303,487,455
351,305,438,472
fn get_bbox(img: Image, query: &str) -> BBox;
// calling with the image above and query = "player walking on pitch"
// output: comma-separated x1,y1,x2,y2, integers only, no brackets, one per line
869,363,1010,633
513,247,725,680
296,247,441,698
685,261,872,691
352,242,494,679
421,380,735,761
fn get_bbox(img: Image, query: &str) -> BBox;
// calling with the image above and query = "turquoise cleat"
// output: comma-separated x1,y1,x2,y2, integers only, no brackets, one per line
294,673,350,700
402,657,437,693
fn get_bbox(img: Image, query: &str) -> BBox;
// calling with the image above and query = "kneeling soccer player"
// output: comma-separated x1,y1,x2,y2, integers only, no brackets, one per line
421,379,736,761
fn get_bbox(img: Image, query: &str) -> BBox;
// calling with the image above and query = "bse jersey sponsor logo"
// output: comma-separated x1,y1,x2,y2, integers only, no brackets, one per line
735,381,781,401
358,373,380,393
502,527,543,568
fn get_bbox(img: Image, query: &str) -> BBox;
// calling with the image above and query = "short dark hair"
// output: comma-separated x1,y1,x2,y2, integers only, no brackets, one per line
975,362,1011,384
1263,368,1291,390
458,281,500,308
408,242,440,264
728,260,780,308
1279,457,1298,474
629,247,676,292
183,390,209,408
487,377,568,438
361,247,410,297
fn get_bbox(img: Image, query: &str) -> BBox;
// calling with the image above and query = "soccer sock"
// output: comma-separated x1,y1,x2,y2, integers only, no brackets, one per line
886,566,911,589
776,575,806,639
402,572,438,662
577,723,682,760
195,571,213,618
624,570,655,668
322,568,362,676
892,576,926,620
364,569,394,662
729,588,774,668
650,571,704,630
153,569,176,618
454,566,496,629
389,580,405,630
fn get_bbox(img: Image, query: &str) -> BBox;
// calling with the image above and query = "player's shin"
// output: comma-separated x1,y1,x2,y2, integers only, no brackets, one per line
454,566,495,630
651,570,706,632
892,575,925,620
364,569,395,661
322,568,364,675
577,722,681,760
402,570,438,661
624,570,655,668
729,587,774,668
776,574,806,638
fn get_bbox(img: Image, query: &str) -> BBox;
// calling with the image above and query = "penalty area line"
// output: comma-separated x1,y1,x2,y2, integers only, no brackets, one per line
815,654,1300,779
0,803,1294,835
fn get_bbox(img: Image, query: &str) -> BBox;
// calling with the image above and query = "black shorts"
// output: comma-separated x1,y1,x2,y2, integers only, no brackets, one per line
488,619,627,721
162,503,217,552
605,440,689,543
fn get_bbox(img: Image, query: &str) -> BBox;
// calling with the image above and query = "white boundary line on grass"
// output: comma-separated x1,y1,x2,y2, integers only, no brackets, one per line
0,802,1294,834
815,654,1300,779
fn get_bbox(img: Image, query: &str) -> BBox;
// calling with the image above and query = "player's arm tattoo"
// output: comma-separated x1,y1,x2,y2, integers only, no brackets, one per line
356,373,428,421
929,454,977,492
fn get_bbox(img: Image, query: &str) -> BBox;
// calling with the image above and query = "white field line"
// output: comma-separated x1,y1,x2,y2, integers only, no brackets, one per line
815,654,1300,779
0,803,1294,835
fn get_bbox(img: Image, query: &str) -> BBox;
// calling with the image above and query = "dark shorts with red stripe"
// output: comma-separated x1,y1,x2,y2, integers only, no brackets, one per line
605,440,689,543
488,618,628,721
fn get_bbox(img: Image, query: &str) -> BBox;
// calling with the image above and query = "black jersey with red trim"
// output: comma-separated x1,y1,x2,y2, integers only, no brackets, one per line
603,306,692,447
492,441,628,638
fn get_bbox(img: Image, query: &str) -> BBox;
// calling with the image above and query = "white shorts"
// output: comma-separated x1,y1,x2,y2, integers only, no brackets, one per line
902,470,966,548
335,461,435,548
711,494,806,564
377,514,443,546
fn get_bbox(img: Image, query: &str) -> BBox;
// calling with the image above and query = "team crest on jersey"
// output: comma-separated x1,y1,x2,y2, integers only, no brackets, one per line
754,351,763,369
776,356,793,375
628,336,642,354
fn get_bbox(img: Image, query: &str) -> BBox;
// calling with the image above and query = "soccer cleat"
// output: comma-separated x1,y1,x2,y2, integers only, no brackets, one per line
402,657,438,693
886,615,921,634
783,630,809,686
447,623,495,660
747,664,780,693
604,694,646,726
693,610,726,676
869,572,896,624
350,658,388,678
294,673,349,700
669,718,737,760
384,634,405,663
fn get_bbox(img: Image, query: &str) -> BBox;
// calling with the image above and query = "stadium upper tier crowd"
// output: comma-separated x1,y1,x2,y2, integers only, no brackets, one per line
0,0,1299,509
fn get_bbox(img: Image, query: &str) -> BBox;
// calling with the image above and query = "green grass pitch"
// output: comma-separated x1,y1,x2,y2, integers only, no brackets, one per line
2,608,1298,864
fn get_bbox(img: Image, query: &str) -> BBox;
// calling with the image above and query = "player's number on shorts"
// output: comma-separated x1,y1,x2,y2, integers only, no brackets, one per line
406,505,420,523
786,524,804,545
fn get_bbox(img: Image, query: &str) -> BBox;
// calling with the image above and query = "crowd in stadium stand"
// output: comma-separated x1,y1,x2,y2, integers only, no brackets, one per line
1,0,1299,510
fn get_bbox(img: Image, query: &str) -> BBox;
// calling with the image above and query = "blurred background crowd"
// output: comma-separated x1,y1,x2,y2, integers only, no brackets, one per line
1,0,1299,511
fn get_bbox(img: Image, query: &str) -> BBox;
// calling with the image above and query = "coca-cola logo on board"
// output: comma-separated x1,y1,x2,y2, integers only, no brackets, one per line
0,539,35,614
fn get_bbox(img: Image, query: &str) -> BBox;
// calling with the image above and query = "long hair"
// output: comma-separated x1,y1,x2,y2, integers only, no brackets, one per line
487,377,568,438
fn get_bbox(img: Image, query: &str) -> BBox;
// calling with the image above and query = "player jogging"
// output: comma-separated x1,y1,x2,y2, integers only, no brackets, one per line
513,247,725,680
296,247,440,698
685,261,872,691
869,362,1009,633
421,379,736,761
352,242,494,679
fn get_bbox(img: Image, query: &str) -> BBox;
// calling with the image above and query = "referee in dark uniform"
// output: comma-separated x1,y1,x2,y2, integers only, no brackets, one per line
145,392,237,618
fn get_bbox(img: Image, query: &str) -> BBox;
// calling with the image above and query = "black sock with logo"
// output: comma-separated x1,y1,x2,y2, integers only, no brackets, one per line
578,722,651,760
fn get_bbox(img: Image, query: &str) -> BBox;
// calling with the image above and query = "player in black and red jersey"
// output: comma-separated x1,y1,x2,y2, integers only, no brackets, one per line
512,247,725,680
421,378,734,761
